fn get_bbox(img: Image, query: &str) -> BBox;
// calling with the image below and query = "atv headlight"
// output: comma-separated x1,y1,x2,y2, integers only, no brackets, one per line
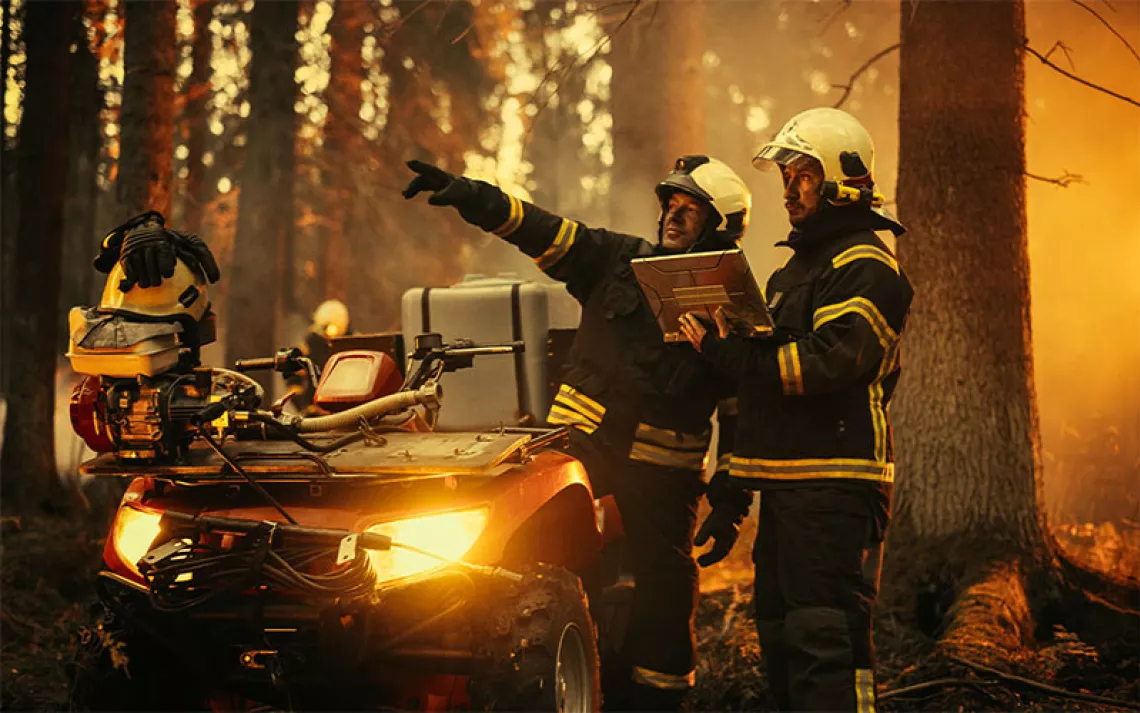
365,509,487,584
112,506,163,576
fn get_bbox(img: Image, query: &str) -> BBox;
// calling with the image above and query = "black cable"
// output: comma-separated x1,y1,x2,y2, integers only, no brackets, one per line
196,427,297,524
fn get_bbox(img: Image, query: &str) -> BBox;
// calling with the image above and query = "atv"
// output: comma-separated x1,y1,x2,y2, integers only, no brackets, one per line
66,330,611,712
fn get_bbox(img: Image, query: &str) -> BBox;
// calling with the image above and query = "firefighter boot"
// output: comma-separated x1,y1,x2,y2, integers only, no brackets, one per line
784,606,865,712
755,618,792,710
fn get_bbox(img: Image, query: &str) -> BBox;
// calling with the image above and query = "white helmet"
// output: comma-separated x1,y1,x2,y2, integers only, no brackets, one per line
655,155,751,249
754,108,904,234
312,299,350,338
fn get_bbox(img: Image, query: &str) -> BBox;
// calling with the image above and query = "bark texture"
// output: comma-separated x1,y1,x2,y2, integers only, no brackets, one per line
117,0,176,217
1,0,80,512
889,0,1044,580
227,0,297,383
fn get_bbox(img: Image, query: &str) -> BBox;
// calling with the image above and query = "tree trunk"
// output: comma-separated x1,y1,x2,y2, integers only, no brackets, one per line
59,29,102,349
1,0,80,514
887,0,1045,650
323,0,368,307
180,0,212,236
118,0,175,216
226,0,297,387
609,0,706,236
1,0,15,400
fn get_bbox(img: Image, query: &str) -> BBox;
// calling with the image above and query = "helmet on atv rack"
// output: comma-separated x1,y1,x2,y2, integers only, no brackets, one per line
98,257,212,325
312,299,350,338
753,107,905,235
655,155,751,251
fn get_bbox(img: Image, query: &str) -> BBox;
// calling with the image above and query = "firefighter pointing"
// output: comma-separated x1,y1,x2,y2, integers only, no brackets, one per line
405,156,751,710
680,107,914,712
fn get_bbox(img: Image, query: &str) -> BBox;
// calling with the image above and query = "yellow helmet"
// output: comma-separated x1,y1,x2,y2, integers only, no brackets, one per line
99,258,211,324
754,108,905,234
312,299,349,338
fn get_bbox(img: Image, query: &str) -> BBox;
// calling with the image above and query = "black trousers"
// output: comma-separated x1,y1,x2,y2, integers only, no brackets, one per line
752,487,885,712
568,430,703,706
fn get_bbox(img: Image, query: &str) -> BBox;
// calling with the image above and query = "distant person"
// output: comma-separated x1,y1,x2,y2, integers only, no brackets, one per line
679,108,914,712
287,299,350,412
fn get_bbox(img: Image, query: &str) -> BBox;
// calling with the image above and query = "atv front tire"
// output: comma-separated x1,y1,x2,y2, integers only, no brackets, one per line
470,564,601,712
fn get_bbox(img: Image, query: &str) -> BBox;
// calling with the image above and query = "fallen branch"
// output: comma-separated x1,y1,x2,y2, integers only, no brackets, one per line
950,655,1140,710
1026,170,1084,187
1023,40,1140,109
831,43,901,109
1070,0,1140,65
878,677,982,701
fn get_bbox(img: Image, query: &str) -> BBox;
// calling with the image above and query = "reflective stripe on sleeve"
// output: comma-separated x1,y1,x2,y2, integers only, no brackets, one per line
535,218,578,271
628,422,710,471
546,384,605,434
777,342,804,395
492,194,525,237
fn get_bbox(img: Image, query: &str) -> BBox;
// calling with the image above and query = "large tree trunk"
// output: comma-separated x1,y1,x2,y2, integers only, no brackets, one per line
888,0,1045,652
1,0,15,401
609,0,705,236
59,29,102,348
0,0,80,514
117,0,175,216
180,0,213,236
323,0,368,308
226,0,297,389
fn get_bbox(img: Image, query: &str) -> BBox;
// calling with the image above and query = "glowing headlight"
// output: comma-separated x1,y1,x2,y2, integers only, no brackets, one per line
365,509,487,584
112,506,163,576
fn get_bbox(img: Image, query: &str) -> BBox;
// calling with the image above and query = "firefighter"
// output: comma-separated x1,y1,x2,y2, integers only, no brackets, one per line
285,299,351,411
678,108,914,712
404,156,751,710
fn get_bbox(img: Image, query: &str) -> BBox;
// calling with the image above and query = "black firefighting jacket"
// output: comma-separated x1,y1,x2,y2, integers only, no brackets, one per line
700,206,913,501
462,186,736,472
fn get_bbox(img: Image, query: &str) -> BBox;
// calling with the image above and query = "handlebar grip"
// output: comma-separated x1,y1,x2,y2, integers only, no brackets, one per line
234,357,276,372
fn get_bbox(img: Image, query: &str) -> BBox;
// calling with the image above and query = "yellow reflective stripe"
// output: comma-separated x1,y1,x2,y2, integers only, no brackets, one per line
717,397,738,416
535,219,578,271
813,297,897,350
832,245,898,274
632,665,695,691
856,668,876,713
547,405,598,435
730,457,894,483
634,422,710,451
492,194,524,237
630,442,706,470
716,452,733,472
777,343,804,395
554,384,605,423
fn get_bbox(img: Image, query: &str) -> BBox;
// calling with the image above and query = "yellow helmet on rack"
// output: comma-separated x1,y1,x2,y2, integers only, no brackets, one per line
99,258,212,324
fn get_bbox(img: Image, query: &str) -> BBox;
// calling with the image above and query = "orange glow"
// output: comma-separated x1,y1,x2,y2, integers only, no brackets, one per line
365,509,488,584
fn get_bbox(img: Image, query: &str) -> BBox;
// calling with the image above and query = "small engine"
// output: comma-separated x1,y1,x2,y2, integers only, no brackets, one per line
70,368,257,462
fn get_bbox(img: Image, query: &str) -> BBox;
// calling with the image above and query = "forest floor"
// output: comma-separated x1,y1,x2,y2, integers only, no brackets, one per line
1,506,1137,711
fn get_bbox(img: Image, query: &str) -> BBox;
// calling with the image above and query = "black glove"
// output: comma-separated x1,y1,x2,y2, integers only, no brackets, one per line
119,221,177,289
402,159,501,228
118,225,221,291
694,472,752,567
93,210,166,274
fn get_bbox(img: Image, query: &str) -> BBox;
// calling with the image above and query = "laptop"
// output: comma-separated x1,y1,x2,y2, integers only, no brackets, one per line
630,249,774,343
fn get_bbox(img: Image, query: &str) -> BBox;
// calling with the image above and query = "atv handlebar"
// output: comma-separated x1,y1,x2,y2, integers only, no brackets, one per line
442,342,524,358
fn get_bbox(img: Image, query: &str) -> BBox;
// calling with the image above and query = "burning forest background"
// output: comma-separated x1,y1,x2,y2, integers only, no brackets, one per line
0,0,1138,710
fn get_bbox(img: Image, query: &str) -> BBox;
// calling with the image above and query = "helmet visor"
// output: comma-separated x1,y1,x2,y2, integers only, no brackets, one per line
752,145,814,171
